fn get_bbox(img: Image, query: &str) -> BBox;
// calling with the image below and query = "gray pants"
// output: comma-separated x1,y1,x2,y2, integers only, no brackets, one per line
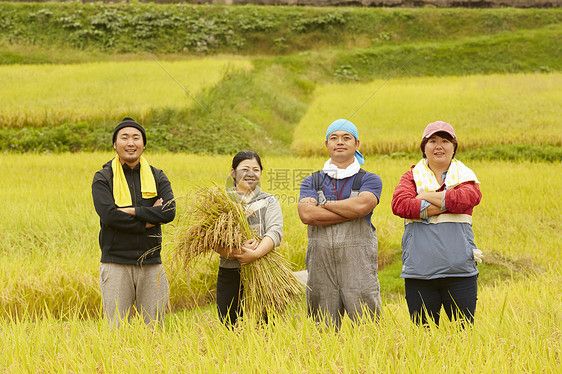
306,217,381,328
99,263,168,328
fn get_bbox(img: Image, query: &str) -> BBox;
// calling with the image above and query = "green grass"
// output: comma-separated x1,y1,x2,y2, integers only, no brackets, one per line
1,4,560,58
334,25,562,80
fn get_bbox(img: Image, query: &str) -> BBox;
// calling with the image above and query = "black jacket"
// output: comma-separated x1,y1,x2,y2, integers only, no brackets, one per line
92,159,175,265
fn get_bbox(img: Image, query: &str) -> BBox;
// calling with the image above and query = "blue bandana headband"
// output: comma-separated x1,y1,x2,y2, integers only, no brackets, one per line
325,119,365,165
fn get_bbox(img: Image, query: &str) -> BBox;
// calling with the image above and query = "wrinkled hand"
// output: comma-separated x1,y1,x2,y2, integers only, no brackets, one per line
233,239,260,266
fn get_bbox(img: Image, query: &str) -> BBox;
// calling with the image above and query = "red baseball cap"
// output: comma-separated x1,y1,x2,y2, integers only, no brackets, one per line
422,121,456,139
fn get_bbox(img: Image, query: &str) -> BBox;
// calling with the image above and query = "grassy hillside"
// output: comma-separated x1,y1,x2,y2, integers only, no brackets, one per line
1,4,560,59
1,3,560,157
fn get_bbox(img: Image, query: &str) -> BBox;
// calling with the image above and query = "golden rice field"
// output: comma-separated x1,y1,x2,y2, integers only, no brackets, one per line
0,153,560,371
292,72,562,155
0,58,251,128
1,63,561,371
2,272,560,372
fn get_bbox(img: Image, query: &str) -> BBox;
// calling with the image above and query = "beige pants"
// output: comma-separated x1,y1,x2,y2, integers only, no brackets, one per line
99,263,168,329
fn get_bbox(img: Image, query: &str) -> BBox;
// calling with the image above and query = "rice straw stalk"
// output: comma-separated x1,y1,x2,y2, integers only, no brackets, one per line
172,186,302,320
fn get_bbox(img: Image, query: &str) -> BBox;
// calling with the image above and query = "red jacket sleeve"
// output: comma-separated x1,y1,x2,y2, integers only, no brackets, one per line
391,170,422,219
445,181,482,215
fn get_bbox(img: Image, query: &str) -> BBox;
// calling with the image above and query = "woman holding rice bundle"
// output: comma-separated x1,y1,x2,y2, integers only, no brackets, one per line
391,121,482,326
215,151,283,326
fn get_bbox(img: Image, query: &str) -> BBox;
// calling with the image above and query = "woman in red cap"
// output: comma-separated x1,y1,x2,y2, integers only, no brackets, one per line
391,121,482,326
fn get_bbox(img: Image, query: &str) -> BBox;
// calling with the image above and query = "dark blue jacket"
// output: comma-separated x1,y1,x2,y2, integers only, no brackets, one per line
92,159,175,265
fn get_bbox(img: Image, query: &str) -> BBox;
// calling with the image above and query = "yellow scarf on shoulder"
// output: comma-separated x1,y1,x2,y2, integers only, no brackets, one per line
412,158,479,194
111,155,157,207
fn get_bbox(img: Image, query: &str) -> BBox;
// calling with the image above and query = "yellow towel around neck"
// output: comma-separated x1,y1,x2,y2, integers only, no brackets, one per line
111,155,157,207
412,158,479,194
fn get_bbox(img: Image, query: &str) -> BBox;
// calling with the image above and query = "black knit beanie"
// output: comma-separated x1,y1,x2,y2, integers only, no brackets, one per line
112,117,147,145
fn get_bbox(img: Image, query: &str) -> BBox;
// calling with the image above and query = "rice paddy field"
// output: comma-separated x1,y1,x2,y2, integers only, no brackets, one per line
0,151,560,371
0,58,250,129
292,72,562,155
0,15,561,368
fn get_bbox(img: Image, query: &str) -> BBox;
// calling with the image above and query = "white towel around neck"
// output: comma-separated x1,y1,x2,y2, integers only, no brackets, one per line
322,157,361,180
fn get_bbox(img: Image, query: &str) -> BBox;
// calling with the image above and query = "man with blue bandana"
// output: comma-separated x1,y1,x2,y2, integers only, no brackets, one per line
298,119,382,327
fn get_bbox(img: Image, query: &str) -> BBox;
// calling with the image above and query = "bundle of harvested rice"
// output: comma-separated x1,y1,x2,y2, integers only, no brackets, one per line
173,186,302,319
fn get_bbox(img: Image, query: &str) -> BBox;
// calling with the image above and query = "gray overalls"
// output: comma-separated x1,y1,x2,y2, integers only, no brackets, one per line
305,170,382,327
